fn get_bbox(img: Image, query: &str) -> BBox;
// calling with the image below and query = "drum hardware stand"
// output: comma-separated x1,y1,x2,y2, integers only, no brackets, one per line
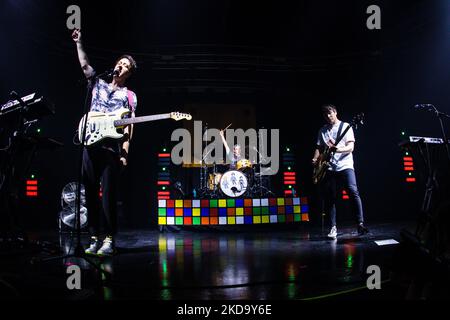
199,123,210,198
252,146,275,197
199,142,215,198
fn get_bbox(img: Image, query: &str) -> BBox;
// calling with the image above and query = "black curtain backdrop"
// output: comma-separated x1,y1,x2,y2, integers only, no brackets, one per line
0,0,448,230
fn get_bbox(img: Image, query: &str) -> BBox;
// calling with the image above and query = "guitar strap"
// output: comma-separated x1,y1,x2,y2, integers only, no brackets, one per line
335,121,345,144
127,90,135,112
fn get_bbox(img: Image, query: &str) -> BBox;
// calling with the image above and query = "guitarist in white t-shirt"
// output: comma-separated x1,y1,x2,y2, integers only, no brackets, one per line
312,105,369,239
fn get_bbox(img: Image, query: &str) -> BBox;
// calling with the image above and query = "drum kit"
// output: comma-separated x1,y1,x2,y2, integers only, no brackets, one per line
201,158,273,198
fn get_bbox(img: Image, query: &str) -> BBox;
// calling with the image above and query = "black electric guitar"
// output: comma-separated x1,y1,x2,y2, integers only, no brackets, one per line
312,113,364,184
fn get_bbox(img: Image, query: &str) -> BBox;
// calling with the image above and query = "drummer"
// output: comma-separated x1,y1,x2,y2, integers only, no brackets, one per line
219,130,242,170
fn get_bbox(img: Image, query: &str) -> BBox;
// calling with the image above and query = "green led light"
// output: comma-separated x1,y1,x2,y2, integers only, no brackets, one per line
37,129,41,133
405,152,409,156
409,173,412,176
286,148,290,152
31,174,35,179
162,186,166,190
288,167,292,171
347,255,353,269
288,185,292,189
401,131,405,136
163,148,167,152
162,167,166,171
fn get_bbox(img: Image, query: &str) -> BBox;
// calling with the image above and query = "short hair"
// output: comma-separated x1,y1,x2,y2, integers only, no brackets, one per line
116,54,137,74
233,144,241,149
322,104,337,113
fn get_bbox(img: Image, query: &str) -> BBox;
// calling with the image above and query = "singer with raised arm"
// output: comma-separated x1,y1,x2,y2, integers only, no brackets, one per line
72,28,138,256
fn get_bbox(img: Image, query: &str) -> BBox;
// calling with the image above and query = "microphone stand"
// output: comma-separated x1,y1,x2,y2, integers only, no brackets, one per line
412,104,450,241
0,91,30,245
253,146,274,197
36,71,111,278
434,108,450,166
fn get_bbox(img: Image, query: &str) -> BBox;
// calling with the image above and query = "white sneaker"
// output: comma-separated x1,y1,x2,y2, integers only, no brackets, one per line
85,236,101,255
327,226,337,239
97,236,115,256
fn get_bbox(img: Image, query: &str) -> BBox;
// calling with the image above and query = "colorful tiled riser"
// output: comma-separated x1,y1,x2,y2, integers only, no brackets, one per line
158,197,309,225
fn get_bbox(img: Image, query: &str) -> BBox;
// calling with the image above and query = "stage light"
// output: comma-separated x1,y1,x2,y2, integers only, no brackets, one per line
37,128,41,133
288,167,291,171
401,131,406,136
286,148,290,152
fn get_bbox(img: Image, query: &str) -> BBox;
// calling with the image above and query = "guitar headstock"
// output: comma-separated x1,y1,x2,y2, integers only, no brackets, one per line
351,112,365,129
170,112,192,121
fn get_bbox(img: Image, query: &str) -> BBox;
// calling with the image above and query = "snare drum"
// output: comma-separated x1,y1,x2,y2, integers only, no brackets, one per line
220,170,248,197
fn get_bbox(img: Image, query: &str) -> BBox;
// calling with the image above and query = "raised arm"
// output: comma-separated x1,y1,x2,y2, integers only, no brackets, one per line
71,29,95,79
219,130,231,155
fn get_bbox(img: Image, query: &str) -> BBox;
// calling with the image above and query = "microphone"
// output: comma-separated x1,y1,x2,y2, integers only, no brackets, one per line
107,68,120,77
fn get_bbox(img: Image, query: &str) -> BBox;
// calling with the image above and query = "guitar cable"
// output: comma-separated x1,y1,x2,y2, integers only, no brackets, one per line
73,129,81,146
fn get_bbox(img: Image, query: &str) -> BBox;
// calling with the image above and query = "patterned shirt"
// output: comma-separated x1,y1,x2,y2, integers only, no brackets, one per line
90,77,138,153
91,78,137,113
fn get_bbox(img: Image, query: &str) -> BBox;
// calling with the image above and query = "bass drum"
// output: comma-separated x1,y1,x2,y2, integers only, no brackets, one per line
219,170,248,198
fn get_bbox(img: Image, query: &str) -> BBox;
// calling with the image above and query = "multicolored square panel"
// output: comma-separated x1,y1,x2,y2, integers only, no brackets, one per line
158,197,309,226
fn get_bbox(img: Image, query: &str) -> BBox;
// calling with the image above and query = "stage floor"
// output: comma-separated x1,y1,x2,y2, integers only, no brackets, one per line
1,221,417,300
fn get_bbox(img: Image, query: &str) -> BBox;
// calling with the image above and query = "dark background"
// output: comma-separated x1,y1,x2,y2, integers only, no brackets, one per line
1,0,449,230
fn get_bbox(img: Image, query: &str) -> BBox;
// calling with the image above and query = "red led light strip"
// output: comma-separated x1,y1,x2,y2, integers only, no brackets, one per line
26,180,38,197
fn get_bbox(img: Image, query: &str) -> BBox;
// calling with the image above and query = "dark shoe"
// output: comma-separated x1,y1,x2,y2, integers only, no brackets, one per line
357,223,369,236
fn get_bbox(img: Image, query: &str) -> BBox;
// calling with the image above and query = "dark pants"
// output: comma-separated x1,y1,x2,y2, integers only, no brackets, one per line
321,169,364,227
82,147,120,236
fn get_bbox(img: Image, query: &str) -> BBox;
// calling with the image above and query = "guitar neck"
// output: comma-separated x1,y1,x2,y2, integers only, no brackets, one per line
114,113,171,127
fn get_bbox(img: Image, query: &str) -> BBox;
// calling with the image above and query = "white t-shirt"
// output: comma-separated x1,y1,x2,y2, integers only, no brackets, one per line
316,121,355,172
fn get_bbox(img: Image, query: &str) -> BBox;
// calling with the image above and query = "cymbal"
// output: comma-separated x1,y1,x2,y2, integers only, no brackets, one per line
182,162,226,168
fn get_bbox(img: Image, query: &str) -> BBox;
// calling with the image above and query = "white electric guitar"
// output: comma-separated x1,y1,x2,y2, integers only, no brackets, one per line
78,107,192,146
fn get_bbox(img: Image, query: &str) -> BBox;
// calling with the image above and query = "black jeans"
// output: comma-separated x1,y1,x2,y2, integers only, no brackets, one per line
321,169,364,227
82,147,120,236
